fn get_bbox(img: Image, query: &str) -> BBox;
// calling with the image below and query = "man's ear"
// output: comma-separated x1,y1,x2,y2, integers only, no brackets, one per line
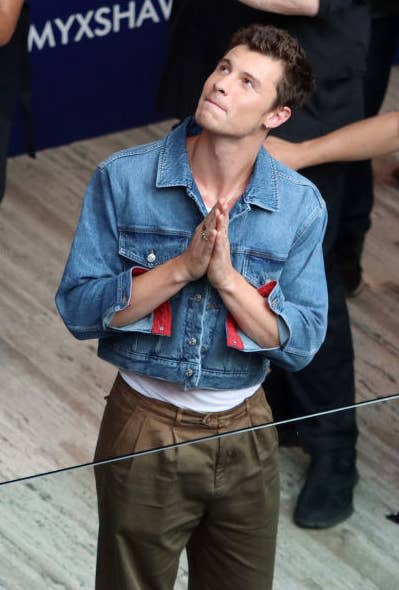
264,106,292,130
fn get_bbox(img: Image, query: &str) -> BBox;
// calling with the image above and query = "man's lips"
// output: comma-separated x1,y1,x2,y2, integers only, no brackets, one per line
205,97,227,112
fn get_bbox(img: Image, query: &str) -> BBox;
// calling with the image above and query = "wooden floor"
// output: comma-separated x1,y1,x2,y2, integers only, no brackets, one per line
0,400,397,590
0,65,398,588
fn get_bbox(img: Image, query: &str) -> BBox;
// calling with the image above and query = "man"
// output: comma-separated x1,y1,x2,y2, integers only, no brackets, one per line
56,25,327,590
158,0,369,529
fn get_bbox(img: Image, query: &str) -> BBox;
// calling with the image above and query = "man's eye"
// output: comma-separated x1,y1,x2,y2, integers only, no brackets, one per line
243,78,253,88
219,64,229,73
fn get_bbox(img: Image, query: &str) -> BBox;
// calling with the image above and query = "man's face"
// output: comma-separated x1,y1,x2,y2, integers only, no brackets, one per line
195,44,288,139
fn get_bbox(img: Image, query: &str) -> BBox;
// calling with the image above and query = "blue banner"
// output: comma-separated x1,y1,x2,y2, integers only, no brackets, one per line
9,0,172,156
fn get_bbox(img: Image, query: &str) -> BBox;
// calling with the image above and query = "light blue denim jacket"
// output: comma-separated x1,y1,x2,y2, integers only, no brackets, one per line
56,118,328,390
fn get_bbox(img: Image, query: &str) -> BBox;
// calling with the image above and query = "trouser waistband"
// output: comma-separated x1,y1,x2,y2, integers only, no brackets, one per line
115,373,268,430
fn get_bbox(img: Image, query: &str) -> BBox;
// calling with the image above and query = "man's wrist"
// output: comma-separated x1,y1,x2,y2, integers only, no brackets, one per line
172,253,196,284
297,140,314,170
211,268,240,295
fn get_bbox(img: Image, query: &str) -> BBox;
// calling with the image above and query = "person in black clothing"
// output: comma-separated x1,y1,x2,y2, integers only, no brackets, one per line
157,0,370,528
336,0,399,296
0,0,33,203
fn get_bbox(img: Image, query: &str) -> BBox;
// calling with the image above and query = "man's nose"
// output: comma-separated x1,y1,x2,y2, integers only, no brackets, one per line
214,76,230,94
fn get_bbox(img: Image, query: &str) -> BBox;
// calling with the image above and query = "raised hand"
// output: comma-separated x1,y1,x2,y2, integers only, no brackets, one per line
178,204,219,281
207,199,235,290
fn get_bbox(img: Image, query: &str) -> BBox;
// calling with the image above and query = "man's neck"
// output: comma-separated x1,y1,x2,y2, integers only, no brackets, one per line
187,129,263,210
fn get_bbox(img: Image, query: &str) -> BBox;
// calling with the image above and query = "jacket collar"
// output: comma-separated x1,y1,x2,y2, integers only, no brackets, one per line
156,117,279,212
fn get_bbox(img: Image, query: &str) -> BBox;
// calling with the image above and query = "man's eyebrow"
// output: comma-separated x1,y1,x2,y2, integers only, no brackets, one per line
242,70,261,88
218,57,231,66
218,57,261,88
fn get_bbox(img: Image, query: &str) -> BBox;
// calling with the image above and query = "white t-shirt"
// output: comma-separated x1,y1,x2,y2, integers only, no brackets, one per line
120,370,261,412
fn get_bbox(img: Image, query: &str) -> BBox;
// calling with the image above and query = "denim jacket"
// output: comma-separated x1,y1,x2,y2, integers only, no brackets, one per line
56,118,328,391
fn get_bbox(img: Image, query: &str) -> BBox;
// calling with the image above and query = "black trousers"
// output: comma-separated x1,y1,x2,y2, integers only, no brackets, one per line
0,118,9,202
0,80,17,203
265,163,357,454
0,3,32,203
338,15,399,243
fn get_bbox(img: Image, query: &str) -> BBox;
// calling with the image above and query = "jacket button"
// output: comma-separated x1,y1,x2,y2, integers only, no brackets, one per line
188,337,197,345
193,294,202,302
147,252,156,263
185,368,193,377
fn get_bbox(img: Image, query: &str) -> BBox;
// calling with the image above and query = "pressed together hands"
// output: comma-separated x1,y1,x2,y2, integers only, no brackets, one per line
180,198,236,290
111,198,237,329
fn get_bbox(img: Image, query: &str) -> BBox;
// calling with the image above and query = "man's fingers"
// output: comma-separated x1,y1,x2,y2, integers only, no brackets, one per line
199,200,229,242
211,226,229,256
216,209,229,236
195,226,217,249
218,198,227,212
205,205,218,224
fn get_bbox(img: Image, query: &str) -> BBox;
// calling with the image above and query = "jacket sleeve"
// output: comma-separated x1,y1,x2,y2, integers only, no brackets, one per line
226,198,328,372
265,201,328,370
55,165,140,340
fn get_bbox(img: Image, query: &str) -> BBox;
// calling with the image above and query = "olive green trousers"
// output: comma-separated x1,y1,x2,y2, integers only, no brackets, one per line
94,374,280,590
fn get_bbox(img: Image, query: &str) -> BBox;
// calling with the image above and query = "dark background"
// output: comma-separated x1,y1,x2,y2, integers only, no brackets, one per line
9,0,170,156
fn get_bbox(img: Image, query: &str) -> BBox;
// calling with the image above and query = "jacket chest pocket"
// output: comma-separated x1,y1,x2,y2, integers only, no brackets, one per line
118,227,191,271
238,249,287,289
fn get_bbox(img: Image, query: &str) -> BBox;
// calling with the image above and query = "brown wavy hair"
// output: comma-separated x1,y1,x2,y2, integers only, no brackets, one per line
229,24,314,110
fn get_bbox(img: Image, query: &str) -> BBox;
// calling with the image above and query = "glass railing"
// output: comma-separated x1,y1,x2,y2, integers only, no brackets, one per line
0,394,397,589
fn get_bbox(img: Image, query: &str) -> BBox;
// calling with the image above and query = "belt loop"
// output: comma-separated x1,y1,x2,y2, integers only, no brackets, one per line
176,408,184,424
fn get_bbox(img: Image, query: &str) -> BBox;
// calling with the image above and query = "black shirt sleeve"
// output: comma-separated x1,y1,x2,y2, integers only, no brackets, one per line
317,0,358,19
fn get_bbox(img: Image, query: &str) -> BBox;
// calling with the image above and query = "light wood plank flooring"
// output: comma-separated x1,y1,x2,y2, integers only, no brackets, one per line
0,65,397,590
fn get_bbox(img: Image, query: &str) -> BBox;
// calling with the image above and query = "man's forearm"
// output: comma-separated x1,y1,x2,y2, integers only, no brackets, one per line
265,112,399,169
302,112,399,166
110,255,191,327
0,0,24,46
237,0,319,17
217,269,280,349
112,207,220,328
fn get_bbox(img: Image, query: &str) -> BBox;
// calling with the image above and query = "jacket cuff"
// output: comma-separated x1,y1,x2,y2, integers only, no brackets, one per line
225,280,292,352
102,267,172,335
